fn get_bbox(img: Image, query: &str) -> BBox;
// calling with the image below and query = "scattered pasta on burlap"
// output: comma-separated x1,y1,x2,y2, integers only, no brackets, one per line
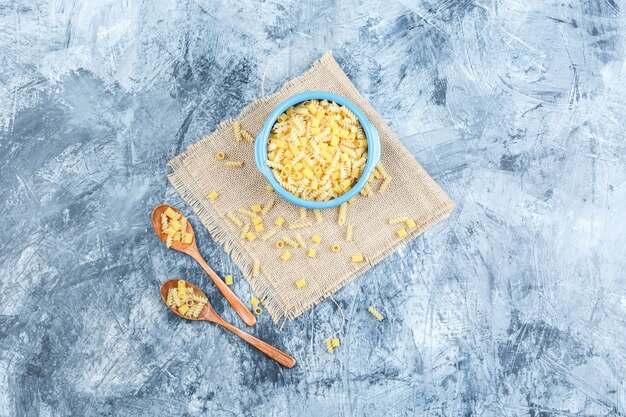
388,216,411,225
378,177,391,193
260,198,275,215
239,208,256,219
226,211,244,227
261,228,277,241
240,223,250,239
225,161,244,168
289,220,312,230
282,235,299,248
351,253,364,263
345,224,353,241
240,128,255,143
337,202,347,225
233,120,243,141
294,234,307,248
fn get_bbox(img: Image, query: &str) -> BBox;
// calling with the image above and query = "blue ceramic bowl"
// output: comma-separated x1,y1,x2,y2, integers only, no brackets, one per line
254,91,381,209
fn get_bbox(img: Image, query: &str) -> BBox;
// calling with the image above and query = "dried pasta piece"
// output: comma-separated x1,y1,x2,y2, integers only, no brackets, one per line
254,306,263,316
192,294,208,304
406,219,416,229
280,251,293,261
331,338,340,348
331,244,341,253
345,224,353,242
251,204,262,213
166,233,173,248
233,120,243,141
351,253,364,263
253,259,261,277
307,248,317,258
275,240,285,249
240,223,250,239
240,128,254,143
224,275,233,286
266,184,274,192
375,163,389,179
177,280,187,296
215,151,225,160
313,209,323,222
252,216,263,225
396,228,408,238
164,207,179,219
360,183,372,196
166,288,177,306
300,207,308,220
368,306,384,321
178,304,190,315
378,177,391,193
239,208,256,219
288,220,312,230
224,161,244,168
282,236,299,248
295,278,307,289
207,191,219,201
388,216,411,225
261,228,277,241
337,203,347,226
311,234,321,244
324,338,334,353
245,231,257,241
250,296,260,307
274,216,285,227
160,213,169,234
295,234,307,248
191,302,204,318
266,160,283,169
260,198,275,215
226,211,244,227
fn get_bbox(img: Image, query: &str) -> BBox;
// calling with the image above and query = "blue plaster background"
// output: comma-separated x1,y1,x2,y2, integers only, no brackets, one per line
1,1,625,416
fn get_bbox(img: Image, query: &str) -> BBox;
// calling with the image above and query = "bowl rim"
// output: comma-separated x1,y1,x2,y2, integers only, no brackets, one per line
254,90,381,209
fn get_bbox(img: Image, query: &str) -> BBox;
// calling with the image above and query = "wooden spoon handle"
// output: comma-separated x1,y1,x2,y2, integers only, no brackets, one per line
216,319,296,368
189,251,257,327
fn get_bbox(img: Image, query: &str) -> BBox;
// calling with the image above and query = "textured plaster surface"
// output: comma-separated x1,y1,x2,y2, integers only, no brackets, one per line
0,1,625,416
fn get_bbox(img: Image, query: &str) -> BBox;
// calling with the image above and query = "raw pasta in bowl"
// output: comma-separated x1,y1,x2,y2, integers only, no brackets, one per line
254,91,381,209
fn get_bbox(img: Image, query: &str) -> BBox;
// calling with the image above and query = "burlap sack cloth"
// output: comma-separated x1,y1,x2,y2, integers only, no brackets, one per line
168,52,454,323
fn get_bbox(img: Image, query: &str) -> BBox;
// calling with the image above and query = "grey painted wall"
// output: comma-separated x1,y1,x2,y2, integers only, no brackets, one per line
0,0,625,416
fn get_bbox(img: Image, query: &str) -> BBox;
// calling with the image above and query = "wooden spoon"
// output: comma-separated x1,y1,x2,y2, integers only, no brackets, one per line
152,204,256,327
160,279,296,368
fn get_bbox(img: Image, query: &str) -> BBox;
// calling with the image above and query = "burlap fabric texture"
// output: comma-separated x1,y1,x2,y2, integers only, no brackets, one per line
168,52,455,323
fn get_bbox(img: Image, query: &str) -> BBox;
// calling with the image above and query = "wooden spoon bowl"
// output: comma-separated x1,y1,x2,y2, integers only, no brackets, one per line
160,279,296,368
152,204,256,327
